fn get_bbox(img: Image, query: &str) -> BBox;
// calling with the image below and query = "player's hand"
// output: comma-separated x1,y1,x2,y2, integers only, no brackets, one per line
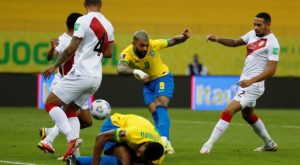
43,65,57,79
50,38,59,48
182,28,191,39
206,34,219,42
237,79,254,88
133,69,149,82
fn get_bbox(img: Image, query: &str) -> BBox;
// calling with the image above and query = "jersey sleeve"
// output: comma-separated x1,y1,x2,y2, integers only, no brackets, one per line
73,17,85,39
114,127,135,142
152,39,168,50
241,30,254,44
119,48,132,64
267,41,280,61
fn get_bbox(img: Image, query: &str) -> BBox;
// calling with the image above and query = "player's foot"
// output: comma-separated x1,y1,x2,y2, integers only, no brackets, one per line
66,155,77,165
254,140,278,152
39,128,48,140
200,142,212,154
164,140,175,155
37,141,55,153
62,138,83,160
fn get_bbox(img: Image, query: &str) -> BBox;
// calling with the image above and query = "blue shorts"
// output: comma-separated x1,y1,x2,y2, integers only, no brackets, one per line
100,118,119,154
143,72,174,106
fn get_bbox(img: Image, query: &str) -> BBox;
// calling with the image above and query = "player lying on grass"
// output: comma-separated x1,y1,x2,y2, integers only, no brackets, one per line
66,113,166,165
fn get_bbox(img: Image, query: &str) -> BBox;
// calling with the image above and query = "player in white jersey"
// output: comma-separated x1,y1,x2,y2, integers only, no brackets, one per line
38,12,95,157
42,0,114,160
200,12,279,154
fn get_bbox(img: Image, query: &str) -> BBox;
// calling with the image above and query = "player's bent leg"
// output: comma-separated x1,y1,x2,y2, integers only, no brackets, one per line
38,126,60,154
242,107,278,152
153,96,175,154
200,100,241,154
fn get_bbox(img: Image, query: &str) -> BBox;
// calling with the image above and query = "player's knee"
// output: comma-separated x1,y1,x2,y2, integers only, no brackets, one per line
155,96,169,107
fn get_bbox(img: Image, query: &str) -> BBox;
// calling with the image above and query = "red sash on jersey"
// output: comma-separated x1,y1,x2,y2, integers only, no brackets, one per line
246,38,267,56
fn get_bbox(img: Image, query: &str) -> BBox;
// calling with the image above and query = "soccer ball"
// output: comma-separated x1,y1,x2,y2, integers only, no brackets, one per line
90,99,111,120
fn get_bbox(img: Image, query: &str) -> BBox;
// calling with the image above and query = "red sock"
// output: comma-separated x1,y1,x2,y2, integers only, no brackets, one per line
66,112,77,118
45,104,57,113
221,111,232,122
247,114,259,124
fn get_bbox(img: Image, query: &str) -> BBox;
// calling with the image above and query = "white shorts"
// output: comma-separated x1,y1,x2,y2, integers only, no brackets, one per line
50,73,63,91
233,82,265,109
52,71,101,107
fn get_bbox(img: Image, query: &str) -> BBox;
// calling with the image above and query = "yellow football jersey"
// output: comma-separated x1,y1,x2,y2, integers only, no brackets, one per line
111,113,165,164
119,39,169,81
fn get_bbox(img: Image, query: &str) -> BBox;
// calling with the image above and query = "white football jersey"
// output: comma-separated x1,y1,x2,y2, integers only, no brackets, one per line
240,30,280,82
55,33,74,76
73,12,114,77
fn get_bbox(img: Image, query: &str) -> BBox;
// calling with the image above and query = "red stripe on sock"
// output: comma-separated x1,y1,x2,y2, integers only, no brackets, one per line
221,111,232,122
45,104,57,113
66,112,77,118
248,114,259,124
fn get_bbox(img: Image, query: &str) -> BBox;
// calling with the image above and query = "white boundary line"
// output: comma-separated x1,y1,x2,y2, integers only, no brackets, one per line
0,160,42,165
172,119,300,129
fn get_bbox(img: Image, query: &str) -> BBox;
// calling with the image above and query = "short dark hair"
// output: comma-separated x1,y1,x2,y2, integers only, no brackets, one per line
84,0,102,6
144,142,164,161
66,13,82,30
256,12,271,23
133,30,149,41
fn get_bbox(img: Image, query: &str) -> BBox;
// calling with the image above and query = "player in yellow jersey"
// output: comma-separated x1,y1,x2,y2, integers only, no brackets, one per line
66,113,165,165
117,29,190,154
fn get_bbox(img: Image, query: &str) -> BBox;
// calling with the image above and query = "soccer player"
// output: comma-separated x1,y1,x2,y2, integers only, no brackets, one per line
117,29,190,154
42,0,114,160
200,12,279,154
66,113,165,165
38,12,91,157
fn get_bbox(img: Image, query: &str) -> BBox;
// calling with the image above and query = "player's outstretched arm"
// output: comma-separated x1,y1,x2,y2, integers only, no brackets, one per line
167,28,191,47
93,130,115,165
206,34,244,47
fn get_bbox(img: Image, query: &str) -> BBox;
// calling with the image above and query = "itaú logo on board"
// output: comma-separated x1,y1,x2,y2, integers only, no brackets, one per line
195,85,233,106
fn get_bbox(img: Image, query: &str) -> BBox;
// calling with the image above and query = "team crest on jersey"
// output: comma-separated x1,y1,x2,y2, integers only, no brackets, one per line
74,23,80,31
150,50,155,56
118,130,126,138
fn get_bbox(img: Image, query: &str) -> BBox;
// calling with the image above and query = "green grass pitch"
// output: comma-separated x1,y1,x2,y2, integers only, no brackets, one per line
0,107,300,165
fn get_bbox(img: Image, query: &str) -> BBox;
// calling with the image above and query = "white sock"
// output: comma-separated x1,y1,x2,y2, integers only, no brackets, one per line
48,107,76,141
68,117,80,138
251,119,272,143
205,119,230,148
43,125,60,144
